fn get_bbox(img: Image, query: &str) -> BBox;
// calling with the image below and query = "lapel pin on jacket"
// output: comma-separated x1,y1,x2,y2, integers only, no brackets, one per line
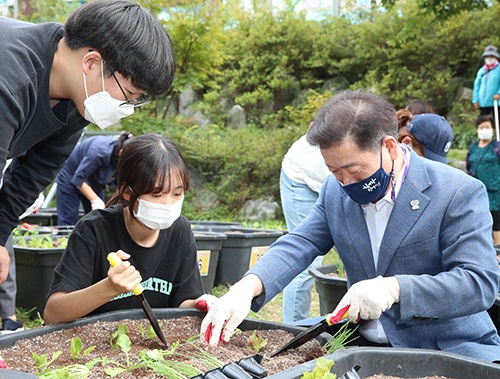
410,200,420,210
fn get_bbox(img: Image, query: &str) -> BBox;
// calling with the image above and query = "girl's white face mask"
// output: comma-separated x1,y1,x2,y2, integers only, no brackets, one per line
478,129,493,141
133,196,184,230
83,61,134,129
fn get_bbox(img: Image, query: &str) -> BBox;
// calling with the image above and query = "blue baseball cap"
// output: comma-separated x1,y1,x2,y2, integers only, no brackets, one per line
407,114,453,164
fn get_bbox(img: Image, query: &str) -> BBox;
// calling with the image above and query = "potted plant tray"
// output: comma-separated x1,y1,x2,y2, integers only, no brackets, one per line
0,308,331,379
267,346,500,378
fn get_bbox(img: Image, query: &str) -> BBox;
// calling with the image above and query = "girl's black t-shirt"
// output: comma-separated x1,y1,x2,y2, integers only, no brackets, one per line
49,204,204,316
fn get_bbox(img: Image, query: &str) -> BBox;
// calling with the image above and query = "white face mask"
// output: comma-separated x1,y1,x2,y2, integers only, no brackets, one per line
133,196,184,230
478,129,493,141
485,57,497,66
83,61,134,129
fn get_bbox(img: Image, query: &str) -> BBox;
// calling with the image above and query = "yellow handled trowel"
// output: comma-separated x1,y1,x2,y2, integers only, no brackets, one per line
107,252,168,347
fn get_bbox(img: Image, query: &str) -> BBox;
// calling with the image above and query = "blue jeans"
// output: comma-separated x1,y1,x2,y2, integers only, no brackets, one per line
280,170,323,323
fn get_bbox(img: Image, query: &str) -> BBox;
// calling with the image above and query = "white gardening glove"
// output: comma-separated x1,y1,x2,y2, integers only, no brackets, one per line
195,294,219,313
328,276,400,323
90,197,105,210
19,193,45,220
200,284,254,346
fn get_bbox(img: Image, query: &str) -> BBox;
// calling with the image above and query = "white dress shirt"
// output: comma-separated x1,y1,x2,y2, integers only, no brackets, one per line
359,145,410,343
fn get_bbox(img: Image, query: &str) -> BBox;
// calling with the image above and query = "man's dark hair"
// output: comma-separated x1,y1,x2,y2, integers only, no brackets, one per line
64,0,175,96
307,90,398,151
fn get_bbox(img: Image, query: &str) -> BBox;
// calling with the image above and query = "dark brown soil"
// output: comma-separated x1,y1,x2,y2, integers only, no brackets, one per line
0,316,325,378
0,316,453,379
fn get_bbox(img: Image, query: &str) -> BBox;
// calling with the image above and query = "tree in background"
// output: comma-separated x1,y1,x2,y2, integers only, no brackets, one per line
15,0,500,219
377,0,492,20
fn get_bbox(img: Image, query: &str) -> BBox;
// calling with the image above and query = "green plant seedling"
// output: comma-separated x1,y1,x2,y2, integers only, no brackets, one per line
70,336,96,360
110,324,128,350
37,363,95,379
249,330,268,352
138,348,203,378
105,327,146,376
32,351,63,375
337,259,346,278
14,235,68,249
138,324,157,340
300,356,336,379
324,321,358,354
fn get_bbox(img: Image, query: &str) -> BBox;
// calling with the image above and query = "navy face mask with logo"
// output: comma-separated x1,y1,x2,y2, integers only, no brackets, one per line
339,148,394,205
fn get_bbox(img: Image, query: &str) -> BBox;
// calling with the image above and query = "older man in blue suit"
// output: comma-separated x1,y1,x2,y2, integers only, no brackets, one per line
201,90,500,362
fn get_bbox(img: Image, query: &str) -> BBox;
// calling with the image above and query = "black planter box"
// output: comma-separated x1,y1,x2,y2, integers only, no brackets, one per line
20,210,57,226
13,236,67,313
214,228,283,286
21,207,84,226
267,346,500,378
194,231,227,292
191,221,243,231
191,227,284,286
309,264,347,315
0,309,331,379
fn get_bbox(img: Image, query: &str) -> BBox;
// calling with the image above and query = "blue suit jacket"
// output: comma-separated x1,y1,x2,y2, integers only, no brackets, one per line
248,150,500,361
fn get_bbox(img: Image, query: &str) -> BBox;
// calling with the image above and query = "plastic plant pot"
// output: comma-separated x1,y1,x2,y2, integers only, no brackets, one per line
267,346,500,379
236,355,268,378
309,264,347,315
12,235,68,312
221,362,254,379
193,231,227,292
190,227,284,286
192,355,267,379
0,309,331,379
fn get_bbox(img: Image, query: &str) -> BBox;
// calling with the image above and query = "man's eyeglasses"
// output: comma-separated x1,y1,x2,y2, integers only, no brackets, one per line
111,72,151,108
